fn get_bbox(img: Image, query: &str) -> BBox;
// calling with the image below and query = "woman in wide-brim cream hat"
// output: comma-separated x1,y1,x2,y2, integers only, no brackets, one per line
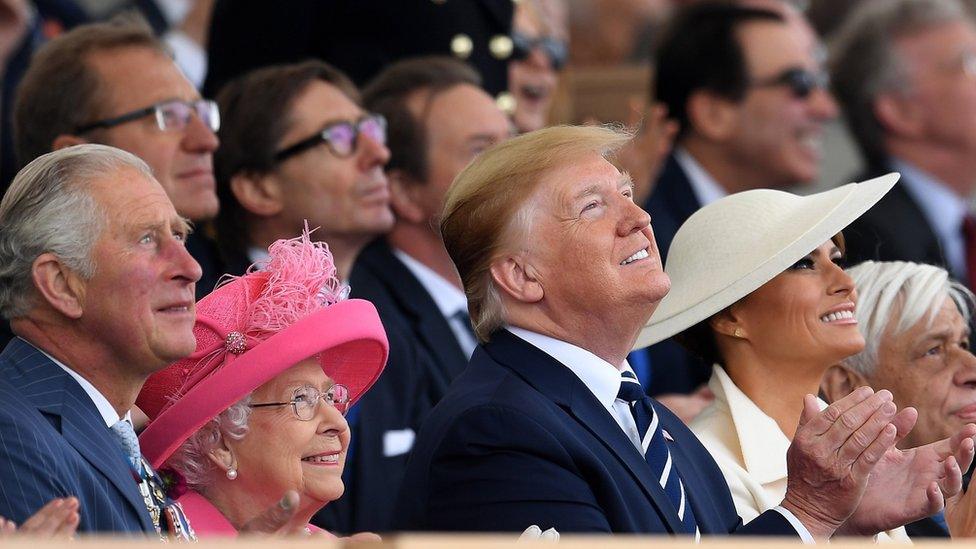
635,172,921,539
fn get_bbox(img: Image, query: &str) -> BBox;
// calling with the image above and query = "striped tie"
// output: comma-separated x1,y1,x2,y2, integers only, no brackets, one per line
617,370,699,537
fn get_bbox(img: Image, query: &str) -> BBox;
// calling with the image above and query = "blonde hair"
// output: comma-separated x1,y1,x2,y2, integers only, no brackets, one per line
440,125,631,341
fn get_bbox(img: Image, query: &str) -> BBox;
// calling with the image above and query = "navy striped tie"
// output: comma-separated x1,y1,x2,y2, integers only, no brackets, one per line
617,370,699,536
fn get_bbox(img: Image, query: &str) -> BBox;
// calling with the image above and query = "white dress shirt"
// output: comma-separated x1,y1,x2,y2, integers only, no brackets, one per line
891,158,970,279
506,328,813,541
691,365,907,543
395,249,478,358
38,345,128,428
674,146,728,207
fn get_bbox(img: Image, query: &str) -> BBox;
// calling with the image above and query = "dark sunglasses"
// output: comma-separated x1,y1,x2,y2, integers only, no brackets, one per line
274,113,387,163
75,99,220,134
751,68,830,99
511,31,568,70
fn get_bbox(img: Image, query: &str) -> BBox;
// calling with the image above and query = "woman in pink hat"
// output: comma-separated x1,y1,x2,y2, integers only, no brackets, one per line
136,231,388,536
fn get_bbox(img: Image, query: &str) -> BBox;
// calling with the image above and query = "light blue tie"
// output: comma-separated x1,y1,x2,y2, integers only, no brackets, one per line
110,419,142,473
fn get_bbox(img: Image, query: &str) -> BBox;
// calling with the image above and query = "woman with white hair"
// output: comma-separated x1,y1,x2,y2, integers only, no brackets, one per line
634,173,976,539
822,261,976,537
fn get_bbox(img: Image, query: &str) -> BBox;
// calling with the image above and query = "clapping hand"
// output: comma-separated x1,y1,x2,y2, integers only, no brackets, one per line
0,497,79,538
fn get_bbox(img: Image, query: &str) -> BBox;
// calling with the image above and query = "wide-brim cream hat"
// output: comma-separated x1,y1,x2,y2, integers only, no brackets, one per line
633,172,899,350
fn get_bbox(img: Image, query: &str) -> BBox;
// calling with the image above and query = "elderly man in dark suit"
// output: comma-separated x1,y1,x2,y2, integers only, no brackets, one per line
0,144,201,535
831,0,976,291
394,125,969,537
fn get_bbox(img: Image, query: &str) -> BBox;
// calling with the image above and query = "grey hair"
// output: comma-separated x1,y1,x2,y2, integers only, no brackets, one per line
830,0,968,164
0,144,154,319
165,395,253,490
841,261,975,376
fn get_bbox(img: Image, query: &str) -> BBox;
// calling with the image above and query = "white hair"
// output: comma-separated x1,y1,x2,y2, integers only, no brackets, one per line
0,144,154,318
165,396,253,490
841,261,974,376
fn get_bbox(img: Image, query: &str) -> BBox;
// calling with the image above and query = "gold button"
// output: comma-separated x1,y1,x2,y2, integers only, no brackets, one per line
489,34,514,60
451,34,474,59
496,92,517,114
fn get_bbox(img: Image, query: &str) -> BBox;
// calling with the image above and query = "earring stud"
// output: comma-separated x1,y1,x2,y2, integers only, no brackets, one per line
226,467,238,480
733,328,743,338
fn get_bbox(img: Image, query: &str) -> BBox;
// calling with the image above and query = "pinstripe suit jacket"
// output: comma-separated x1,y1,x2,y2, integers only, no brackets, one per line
0,337,155,533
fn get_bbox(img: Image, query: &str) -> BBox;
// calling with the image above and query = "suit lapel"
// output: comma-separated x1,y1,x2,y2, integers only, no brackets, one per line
485,331,684,533
6,339,154,531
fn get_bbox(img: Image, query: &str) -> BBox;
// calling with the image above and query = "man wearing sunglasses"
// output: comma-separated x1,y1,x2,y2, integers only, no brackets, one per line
508,0,568,134
636,1,837,405
13,21,223,299
834,0,976,298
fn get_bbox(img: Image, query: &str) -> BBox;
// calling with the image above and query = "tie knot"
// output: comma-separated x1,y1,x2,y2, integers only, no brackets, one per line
110,419,142,471
617,371,646,403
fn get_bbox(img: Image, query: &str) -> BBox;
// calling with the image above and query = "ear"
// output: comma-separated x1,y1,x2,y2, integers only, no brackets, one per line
709,306,746,340
31,252,86,319
874,93,923,138
51,134,88,151
490,253,543,304
387,169,426,224
820,364,868,404
230,172,284,217
686,90,739,141
208,438,238,474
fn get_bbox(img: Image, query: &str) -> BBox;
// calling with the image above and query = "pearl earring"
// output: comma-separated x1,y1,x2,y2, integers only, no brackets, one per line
226,467,238,480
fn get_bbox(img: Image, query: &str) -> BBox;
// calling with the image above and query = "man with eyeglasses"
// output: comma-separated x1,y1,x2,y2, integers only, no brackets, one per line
833,0,976,300
508,0,568,134
632,1,837,408
13,20,224,300
213,59,435,536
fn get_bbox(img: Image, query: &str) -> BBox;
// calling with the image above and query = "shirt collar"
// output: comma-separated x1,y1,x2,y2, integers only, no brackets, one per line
393,248,468,318
891,157,969,242
674,146,728,207
506,326,629,413
708,365,825,485
37,346,127,428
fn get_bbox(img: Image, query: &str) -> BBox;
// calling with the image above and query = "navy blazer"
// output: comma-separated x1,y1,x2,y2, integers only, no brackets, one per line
0,338,155,534
642,153,712,395
842,161,952,279
351,238,469,400
394,331,797,536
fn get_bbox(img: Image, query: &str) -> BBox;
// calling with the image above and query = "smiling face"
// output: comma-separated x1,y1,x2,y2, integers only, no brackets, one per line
524,152,670,332
730,240,863,367
273,80,394,244
866,297,976,448
725,19,837,187
230,358,350,514
86,46,220,222
80,167,201,375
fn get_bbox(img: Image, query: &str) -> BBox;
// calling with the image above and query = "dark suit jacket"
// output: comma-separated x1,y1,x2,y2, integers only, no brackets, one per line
842,160,952,278
394,330,798,536
642,153,712,395
0,338,155,534
203,0,512,98
350,238,469,401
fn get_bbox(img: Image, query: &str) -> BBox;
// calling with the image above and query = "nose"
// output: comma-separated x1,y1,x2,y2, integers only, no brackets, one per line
182,112,220,153
827,262,855,298
526,44,553,71
357,132,391,170
617,197,651,237
169,236,203,285
316,399,350,437
807,86,839,121
952,346,976,388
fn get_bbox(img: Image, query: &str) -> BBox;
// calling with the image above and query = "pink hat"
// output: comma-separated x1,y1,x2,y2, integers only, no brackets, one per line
137,230,388,469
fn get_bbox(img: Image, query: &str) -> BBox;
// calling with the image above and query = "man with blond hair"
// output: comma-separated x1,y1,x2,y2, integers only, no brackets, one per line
394,125,955,536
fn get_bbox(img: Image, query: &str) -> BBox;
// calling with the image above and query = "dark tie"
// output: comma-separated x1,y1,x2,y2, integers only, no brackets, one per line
962,215,976,288
617,371,699,536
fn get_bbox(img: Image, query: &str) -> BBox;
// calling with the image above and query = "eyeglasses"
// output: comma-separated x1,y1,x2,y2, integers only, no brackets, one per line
751,68,830,99
75,99,220,134
250,384,351,420
274,114,387,163
511,31,568,70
